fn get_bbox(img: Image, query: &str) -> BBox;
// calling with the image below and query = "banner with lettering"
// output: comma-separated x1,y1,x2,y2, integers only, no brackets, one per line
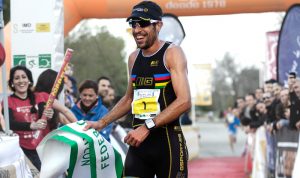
292,133,300,178
277,4,300,86
275,126,299,178
252,126,267,178
266,31,279,80
37,121,123,178
193,64,212,106
11,0,64,82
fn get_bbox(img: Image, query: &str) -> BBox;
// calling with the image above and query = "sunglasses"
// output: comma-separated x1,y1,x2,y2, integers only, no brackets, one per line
263,96,271,100
128,19,159,28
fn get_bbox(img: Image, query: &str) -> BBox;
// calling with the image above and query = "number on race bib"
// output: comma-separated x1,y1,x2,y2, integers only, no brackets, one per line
132,97,159,114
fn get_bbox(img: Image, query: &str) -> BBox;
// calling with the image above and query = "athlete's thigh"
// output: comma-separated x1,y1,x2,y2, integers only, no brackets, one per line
123,146,155,178
155,129,188,178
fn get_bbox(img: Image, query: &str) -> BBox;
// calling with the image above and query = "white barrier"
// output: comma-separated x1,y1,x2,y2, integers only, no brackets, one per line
0,134,33,178
182,125,200,160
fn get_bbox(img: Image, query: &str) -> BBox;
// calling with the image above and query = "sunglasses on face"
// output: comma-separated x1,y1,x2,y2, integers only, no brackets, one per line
128,19,159,28
263,96,271,101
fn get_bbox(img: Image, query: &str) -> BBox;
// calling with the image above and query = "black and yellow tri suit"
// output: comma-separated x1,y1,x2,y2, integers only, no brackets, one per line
124,42,188,178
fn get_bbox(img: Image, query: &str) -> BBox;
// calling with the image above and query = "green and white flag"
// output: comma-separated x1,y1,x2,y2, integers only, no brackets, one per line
37,121,123,178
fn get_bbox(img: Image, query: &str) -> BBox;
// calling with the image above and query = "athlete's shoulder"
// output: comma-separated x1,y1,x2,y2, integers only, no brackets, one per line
166,42,181,50
128,49,140,63
165,42,185,58
165,42,187,68
129,49,140,59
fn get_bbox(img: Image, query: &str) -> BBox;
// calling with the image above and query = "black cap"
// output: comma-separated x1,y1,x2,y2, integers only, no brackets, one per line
126,1,163,22
289,71,297,77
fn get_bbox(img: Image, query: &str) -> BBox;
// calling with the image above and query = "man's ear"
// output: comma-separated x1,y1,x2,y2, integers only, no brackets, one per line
156,21,163,33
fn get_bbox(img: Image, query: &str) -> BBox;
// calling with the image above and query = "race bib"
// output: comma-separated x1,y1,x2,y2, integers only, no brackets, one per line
132,89,160,119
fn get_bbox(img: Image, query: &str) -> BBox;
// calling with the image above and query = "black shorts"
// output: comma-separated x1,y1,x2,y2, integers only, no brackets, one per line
123,125,188,178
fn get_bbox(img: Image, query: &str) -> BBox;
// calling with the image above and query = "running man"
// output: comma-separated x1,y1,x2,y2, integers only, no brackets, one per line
84,1,191,177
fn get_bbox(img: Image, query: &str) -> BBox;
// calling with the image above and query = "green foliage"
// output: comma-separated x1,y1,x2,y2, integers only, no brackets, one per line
2,0,10,24
237,67,260,96
64,27,128,96
212,53,259,111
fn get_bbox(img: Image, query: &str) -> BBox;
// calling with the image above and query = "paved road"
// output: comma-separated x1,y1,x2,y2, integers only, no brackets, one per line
196,118,247,158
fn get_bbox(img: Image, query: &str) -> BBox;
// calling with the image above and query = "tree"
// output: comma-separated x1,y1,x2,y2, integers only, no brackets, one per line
212,53,238,111
65,26,128,96
212,53,259,111
237,67,260,97
2,0,10,25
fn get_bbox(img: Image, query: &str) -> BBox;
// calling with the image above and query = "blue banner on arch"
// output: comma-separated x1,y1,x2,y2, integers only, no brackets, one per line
277,4,300,86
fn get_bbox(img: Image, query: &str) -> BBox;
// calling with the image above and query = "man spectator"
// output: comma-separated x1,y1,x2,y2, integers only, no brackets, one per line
288,79,300,129
97,76,111,99
240,93,256,129
264,79,276,94
255,88,264,102
236,97,245,118
275,88,289,123
102,87,116,110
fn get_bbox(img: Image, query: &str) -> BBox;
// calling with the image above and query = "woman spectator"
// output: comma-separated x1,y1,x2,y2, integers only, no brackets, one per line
71,80,112,142
35,69,77,128
6,66,76,170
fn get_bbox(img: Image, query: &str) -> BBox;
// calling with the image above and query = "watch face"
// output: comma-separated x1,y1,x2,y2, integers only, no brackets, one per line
146,119,155,129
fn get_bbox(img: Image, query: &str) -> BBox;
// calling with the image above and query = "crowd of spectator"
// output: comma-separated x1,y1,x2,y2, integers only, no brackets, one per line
226,72,300,178
0,64,119,172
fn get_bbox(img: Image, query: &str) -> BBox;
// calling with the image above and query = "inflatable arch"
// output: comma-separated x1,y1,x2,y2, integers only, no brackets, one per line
2,0,299,73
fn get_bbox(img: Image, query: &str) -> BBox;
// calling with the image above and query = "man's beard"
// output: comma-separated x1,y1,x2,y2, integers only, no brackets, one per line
135,26,157,50
140,33,156,50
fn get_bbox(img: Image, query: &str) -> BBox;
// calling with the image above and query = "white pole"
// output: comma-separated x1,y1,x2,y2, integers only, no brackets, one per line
0,2,11,134
191,96,196,125
1,58,10,134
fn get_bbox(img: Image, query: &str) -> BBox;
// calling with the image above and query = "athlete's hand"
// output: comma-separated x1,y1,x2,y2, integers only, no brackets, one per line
124,125,150,147
83,120,107,131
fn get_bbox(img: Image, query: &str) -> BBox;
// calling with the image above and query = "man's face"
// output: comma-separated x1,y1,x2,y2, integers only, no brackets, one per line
103,88,115,106
273,84,282,97
98,79,111,97
237,98,245,109
255,89,263,100
280,89,289,104
293,81,300,97
262,92,273,106
264,83,273,93
288,74,296,85
256,102,266,114
107,88,115,101
131,20,160,49
245,95,256,107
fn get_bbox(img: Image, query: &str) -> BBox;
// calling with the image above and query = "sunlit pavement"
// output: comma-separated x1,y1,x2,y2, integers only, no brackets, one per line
188,118,247,178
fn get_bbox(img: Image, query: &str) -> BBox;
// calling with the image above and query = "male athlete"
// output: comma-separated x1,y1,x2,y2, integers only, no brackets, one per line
85,1,191,177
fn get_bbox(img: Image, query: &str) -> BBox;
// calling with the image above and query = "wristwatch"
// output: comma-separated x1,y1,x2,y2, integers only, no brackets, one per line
145,118,156,130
